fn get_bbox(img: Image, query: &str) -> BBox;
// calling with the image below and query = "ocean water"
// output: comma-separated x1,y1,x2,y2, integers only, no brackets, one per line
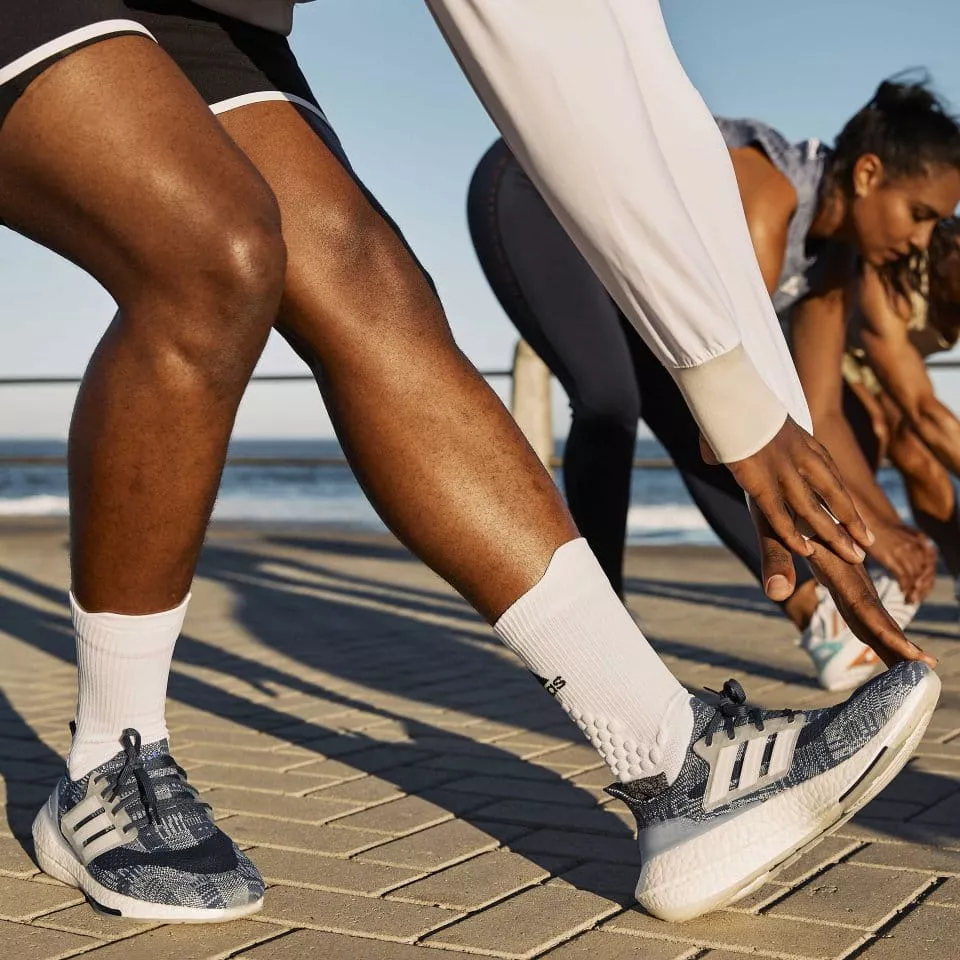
0,437,915,546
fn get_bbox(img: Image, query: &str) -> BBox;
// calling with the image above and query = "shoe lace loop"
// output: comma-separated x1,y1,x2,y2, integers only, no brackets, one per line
703,679,796,747
95,728,210,830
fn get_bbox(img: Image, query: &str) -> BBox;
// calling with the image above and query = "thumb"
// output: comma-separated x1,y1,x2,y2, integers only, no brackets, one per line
753,506,797,602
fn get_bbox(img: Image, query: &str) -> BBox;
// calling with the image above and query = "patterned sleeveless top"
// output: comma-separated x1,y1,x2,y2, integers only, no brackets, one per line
716,117,830,315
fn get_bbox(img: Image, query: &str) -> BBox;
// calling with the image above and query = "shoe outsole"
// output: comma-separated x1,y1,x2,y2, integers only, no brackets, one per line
636,667,941,922
32,795,263,923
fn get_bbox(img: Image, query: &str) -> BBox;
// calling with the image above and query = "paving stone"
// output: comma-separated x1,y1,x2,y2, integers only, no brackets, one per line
720,882,791,914
72,919,285,959
857,904,960,958
235,929,439,958
328,795,454,836
860,799,927,821
417,753,558,782
308,767,456,804
427,885,619,958
258,885,457,941
927,877,960,907
878,769,960,806
550,862,637,902
469,799,634,836
34,903,158,941
768,863,933,929
541,931,697,959
296,747,436,781
180,743,323,771
775,835,863,884
203,787,361,823
357,820,506,870
0,917,98,959
509,829,638,865
0,835,40,878
389,851,568,910
849,841,960,875
225,815,384,856
911,791,960,826
251,847,420,894
437,776,597,808
0,781,57,810
603,908,869,958
0,876,84,920
189,763,339,794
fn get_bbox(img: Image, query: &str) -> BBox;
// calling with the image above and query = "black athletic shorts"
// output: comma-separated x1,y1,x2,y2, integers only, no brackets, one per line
0,0,326,130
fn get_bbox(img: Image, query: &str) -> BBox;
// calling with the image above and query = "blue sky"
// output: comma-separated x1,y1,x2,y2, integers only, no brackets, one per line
3,0,960,437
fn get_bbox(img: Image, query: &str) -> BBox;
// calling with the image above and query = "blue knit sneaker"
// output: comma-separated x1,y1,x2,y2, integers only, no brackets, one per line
607,662,940,922
32,729,264,921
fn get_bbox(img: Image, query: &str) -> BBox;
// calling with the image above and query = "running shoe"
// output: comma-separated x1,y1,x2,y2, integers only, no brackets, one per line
607,661,939,922
800,585,883,692
32,728,264,921
875,574,920,632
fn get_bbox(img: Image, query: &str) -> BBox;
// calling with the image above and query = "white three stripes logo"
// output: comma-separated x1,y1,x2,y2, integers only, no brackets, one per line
694,719,802,811
60,781,134,866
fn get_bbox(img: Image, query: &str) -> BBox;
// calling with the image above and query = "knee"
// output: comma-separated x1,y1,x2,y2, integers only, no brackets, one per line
126,190,287,383
296,193,439,332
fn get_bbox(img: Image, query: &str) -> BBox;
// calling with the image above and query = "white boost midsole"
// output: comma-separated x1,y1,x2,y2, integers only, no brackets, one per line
636,672,939,921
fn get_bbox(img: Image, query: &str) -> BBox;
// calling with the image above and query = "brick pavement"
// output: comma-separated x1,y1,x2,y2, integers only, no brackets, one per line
0,519,958,959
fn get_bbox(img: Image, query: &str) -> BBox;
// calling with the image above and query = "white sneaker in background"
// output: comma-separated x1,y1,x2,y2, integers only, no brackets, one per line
800,586,882,692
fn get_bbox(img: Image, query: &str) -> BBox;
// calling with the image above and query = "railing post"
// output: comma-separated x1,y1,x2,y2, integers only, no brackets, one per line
511,339,553,468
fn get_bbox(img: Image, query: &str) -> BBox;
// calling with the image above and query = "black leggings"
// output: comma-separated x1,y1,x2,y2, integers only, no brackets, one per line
468,138,817,598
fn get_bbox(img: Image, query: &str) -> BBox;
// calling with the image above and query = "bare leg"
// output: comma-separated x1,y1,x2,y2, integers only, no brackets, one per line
217,104,577,621
0,39,286,613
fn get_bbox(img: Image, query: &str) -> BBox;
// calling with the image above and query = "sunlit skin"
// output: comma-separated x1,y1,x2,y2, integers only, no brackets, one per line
728,140,960,653
814,156,960,264
0,37,929,668
852,231,960,583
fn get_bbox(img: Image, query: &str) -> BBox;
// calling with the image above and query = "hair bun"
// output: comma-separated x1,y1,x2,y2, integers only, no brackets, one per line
871,77,941,115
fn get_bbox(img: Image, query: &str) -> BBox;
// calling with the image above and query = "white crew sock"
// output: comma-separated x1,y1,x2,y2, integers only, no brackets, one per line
495,539,694,783
67,592,188,780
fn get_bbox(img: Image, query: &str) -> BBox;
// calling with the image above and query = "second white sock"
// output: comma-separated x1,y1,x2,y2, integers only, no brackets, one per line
496,538,693,783
67,592,188,780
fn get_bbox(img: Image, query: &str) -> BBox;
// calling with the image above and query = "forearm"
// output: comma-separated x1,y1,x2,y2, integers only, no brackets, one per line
816,411,901,526
425,0,811,462
914,406,960,477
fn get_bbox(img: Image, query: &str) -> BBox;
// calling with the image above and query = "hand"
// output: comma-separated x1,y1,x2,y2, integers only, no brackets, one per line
867,523,937,605
751,505,936,669
703,417,875,565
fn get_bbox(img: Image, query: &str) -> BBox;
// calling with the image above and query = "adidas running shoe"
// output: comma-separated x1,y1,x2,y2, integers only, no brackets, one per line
875,574,920,632
801,584,883,691
607,661,939,922
32,728,264,921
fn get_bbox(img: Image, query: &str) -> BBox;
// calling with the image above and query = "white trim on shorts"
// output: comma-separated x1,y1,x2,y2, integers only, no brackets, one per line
210,91,329,126
0,20,157,87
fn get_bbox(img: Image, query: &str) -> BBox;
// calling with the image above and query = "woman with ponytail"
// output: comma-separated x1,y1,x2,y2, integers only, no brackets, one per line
468,76,960,690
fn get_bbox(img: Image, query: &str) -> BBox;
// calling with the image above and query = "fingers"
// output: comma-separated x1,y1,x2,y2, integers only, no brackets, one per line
801,442,875,551
809,547,937,669
783,471,866,564
746,489,814,558
752,507,797,601
847,602,936,669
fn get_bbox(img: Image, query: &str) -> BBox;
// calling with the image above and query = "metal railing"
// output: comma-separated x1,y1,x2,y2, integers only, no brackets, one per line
4,350,960,471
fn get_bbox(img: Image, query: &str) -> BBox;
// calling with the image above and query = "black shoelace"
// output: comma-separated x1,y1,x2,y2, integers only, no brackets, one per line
93,729,210,832
702,679,797,748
